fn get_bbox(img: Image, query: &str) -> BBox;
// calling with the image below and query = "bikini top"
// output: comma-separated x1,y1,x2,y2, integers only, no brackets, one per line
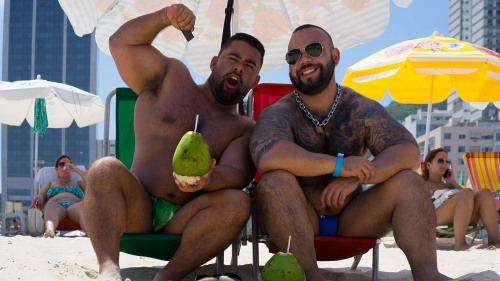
46,182,84,201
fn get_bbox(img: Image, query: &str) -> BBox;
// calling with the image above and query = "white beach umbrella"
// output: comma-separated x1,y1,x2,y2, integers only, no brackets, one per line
58,0,413,77
0,75,105,178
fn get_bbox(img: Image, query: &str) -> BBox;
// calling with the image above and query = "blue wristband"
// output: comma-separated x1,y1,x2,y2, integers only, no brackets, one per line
333,153,344,177
207,175,211,184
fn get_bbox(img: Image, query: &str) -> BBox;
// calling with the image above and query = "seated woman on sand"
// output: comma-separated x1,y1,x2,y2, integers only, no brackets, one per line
423,148,500,250
34,155,87,238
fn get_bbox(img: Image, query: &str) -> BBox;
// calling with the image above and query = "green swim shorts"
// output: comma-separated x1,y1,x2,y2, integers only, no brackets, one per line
151,196,181,233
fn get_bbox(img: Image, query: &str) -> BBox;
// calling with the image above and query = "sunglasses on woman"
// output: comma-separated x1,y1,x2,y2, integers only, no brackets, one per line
58,161,71,167
436,159,450,165
285,42,329,65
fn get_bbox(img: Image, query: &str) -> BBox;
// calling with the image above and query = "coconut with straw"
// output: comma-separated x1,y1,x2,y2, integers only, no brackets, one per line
172,115,212,185
260,236,306,281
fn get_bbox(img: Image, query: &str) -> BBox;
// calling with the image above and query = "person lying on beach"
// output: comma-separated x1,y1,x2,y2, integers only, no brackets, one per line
34,155,87,238
249,24,452,281
423,148,500,251
84,3,264,281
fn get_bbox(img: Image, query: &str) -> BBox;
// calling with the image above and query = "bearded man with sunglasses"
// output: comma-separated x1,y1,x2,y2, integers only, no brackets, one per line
84,4,264,281
250,25,451,281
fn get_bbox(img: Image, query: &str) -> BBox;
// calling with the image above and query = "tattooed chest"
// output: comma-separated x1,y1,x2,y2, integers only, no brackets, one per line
293,122,365,156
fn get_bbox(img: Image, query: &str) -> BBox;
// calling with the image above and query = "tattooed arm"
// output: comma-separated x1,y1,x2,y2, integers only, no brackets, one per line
353,94,421,184
249,96,374,179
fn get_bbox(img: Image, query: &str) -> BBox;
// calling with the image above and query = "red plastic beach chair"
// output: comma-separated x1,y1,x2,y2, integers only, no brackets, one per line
247,83,380,280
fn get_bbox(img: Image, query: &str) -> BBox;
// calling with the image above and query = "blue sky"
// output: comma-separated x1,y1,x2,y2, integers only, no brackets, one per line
0,0,450,192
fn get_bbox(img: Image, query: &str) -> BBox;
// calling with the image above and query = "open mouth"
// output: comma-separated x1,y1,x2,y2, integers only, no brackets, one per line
226,74,240,88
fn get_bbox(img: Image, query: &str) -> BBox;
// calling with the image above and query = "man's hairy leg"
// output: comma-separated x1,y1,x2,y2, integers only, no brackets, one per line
85,157,153,281
153,189,251,281
338,170,451,281
257,170,325,281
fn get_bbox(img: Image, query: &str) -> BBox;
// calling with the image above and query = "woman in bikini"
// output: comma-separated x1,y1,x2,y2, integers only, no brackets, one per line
423,148,500,250
34,155,87,238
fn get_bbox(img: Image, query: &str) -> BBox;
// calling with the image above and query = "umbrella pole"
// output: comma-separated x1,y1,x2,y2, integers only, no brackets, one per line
34,132,39,194
424,76,435,157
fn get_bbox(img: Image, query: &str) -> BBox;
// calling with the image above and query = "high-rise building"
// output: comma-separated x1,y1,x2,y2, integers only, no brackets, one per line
449,0,500,53
448,0,500,123
1,0,97,212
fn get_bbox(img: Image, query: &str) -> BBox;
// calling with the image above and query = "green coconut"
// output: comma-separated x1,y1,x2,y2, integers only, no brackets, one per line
172,131,211,185
260,252,306,281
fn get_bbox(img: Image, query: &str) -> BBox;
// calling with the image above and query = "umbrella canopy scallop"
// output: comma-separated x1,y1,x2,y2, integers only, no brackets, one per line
344,33,500,104
0,78,105,128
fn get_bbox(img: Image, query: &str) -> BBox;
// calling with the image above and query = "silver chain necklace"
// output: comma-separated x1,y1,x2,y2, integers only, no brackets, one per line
294,84,342,134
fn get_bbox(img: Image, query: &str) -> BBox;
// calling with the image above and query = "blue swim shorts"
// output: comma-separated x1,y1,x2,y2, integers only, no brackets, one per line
319,215,338,236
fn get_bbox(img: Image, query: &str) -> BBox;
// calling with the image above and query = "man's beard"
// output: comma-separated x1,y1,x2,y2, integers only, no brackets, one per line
289,56,335,96
208,71,246,106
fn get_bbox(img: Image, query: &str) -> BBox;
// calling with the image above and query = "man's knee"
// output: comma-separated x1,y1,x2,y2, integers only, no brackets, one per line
216,189,251,222
257,170,296,197
385,169,429,198
87,157,127,188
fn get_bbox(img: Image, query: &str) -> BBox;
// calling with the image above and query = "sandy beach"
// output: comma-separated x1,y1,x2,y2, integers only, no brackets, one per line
1,234,500,281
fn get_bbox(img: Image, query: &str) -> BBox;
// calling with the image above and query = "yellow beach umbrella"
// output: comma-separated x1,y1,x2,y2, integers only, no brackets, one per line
344,32,500,154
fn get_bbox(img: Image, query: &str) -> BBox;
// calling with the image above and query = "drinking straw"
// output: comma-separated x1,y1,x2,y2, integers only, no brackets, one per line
287,236,291,253
194,115,199,133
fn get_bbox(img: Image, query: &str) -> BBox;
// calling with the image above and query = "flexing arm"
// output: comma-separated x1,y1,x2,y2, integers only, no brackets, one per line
109,4,195,94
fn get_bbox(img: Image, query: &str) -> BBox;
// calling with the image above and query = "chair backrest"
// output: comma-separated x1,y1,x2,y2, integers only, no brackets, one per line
463,152,500,195
248,84,295,181
104,88,138,169
249,83,295,121
34,166,86,194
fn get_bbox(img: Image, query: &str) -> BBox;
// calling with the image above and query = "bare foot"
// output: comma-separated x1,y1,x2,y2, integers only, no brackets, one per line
97,262,122,281
455,242,482,251
96,272,122,281
44,229,55,238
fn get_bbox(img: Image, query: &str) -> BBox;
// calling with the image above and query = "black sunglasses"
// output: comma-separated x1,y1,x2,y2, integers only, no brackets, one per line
437,159,450,165
285,42,329,65
58,161,70,167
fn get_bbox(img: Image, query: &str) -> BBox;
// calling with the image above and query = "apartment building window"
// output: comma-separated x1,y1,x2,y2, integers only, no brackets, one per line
458,146,466,152
457,159,464,165
470,134,481,140
481,133,493,139
444,146,451,152
481,146,493,152
496,133,500,141
459,134,466,139
444,133,452,139
7,189,31,196
470,146,481,152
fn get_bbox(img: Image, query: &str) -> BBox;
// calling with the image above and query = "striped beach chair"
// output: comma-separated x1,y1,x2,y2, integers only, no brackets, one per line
463,152,500,222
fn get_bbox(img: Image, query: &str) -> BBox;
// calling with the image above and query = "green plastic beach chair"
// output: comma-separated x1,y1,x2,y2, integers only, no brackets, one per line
104,88,230,271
